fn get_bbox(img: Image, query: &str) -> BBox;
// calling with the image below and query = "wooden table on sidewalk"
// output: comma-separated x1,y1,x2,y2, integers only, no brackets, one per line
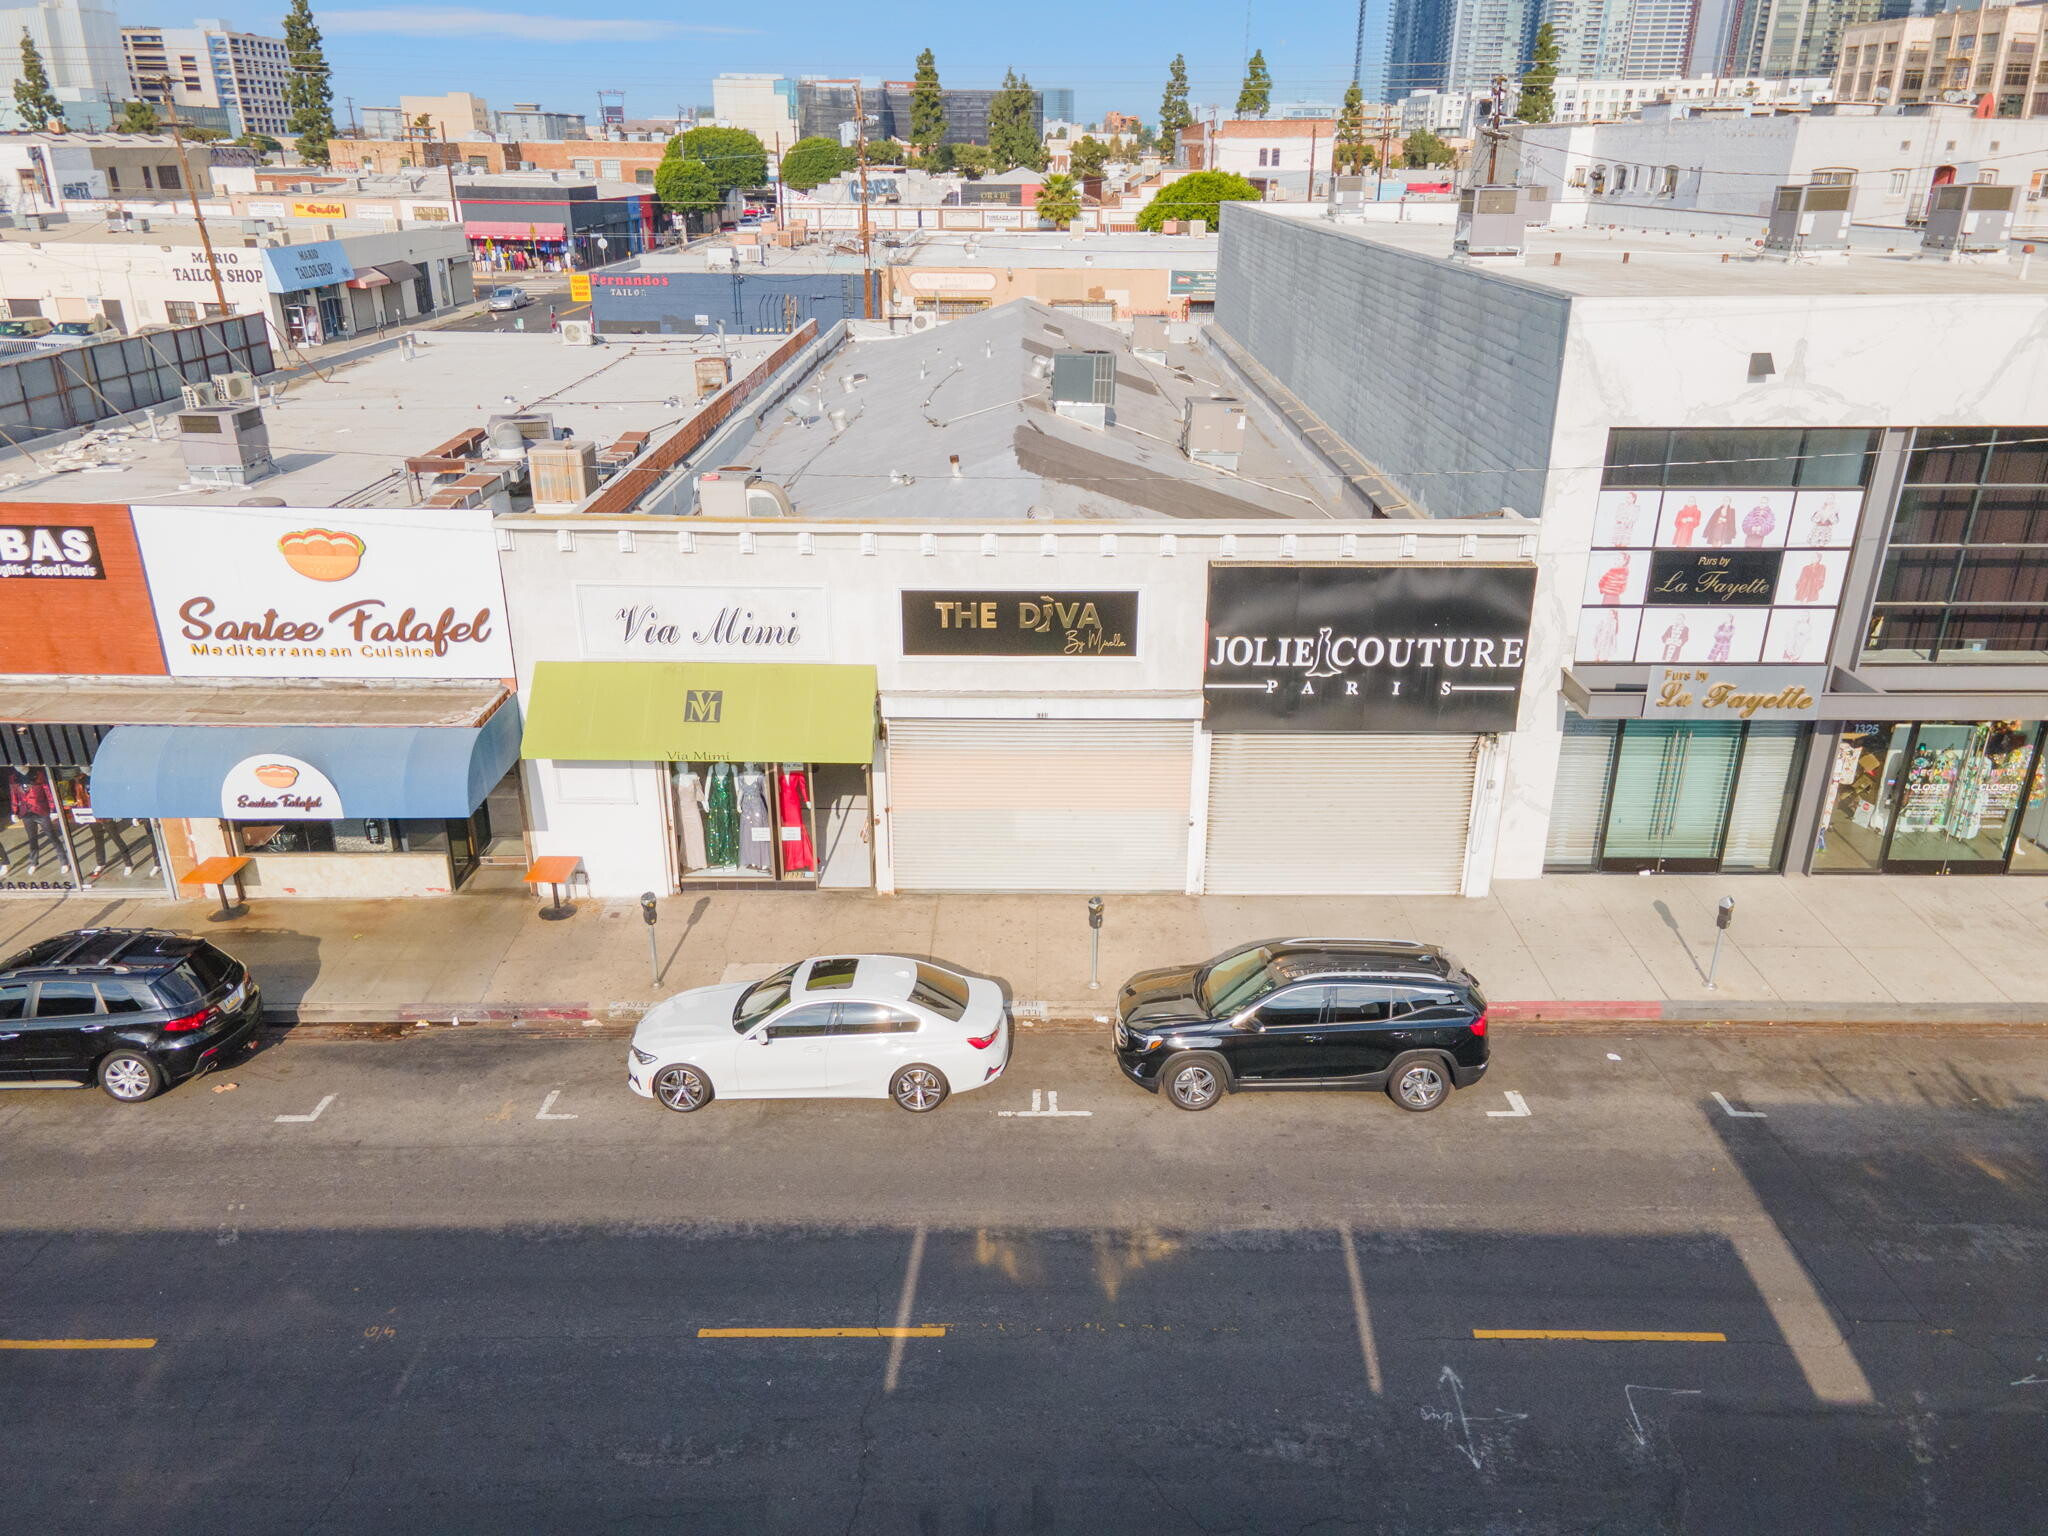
180,855,250,920
524,855,583,920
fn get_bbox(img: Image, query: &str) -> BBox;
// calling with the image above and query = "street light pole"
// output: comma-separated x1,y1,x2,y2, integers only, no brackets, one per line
148,78,230,317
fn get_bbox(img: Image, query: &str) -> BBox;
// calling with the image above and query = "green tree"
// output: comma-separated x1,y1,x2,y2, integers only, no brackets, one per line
13,31,63,131
1402,127,1454,168
778,134,853,191
986,69,1045,171
671,125,767,194
925,140,957,172
1104,133,1128,161
1135,169,1260,231
655,156,719,227
178,124,228,142
1068,134,1108,179
1519,23,1560,124
112,99,160,133
1334,83,1375,175
282,0,335,165
864,137,908,164
951,142,992,178
1133,122,1158,156
237,131,283,155
1158,54,1194,151
1035,171,1081,229
909,46,947,161
1236,49,1271,118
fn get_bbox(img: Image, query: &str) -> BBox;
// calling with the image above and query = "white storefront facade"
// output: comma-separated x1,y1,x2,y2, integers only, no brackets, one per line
497,516,1546,900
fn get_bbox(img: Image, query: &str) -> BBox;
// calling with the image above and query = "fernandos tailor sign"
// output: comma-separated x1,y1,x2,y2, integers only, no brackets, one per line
1204,564,1537,734
901,591,1138,657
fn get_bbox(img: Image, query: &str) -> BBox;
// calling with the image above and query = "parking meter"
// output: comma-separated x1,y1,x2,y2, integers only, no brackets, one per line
1086,896,1105,990
1087,896,1105,930
1706,896,1735,988
1716,897,1735,930
640,892,660,985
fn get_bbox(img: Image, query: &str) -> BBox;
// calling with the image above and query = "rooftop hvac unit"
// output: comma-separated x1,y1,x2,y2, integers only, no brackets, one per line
211,370,256,404
486,412,556,454
180,381,219,410
1182,396,1246,471
1453,185,1525,260
177,404,274,486
527,439,599,506
1131,314,1169,353
560,319,594,346
1761,183,1851,258
1920,182,2014,258
694,354,732,398
696,466,795,518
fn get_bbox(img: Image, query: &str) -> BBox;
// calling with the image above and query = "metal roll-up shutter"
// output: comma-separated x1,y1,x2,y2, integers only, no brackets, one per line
1203,734,1479,895
887,719,1193,891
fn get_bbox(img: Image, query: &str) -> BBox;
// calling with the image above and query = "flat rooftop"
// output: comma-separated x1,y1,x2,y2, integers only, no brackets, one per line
622,231,1218,277
0,330,787,508
733,298,1335,521
1263,209,2048,298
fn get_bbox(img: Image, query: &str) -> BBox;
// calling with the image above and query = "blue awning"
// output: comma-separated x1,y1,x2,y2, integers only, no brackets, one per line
90,703,520,821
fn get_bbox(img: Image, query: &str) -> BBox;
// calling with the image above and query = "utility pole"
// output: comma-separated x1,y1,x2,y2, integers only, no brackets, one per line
1484,73,1508,185
814,79,874,314
437,124,460,245
148,78,230,318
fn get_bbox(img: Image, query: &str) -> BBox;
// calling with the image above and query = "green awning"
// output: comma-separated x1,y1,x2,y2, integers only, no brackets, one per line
520,661,877,764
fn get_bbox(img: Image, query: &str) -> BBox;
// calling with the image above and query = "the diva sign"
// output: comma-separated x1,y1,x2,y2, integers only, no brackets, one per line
1203,564,1538,733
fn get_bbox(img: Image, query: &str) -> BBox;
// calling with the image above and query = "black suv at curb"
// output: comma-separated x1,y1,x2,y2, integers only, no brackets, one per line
0,930,262,1103
1112,938,1489,1112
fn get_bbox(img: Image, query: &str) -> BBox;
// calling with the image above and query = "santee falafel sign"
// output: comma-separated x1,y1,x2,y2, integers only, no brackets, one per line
129,505,514,679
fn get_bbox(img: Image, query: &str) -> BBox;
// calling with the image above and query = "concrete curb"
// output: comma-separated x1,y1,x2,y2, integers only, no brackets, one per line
260,999,2048,1033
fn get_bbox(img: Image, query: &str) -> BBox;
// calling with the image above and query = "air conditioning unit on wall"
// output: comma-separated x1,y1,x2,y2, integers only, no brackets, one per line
560,319,594,346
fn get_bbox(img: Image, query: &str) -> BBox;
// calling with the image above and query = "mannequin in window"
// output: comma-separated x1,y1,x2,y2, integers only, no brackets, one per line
1702,499,1738,547
703,761,739,868
6,767,60,871
737,763,773,873
777,765,817,874
1669,497,1702,547
673,764,709,872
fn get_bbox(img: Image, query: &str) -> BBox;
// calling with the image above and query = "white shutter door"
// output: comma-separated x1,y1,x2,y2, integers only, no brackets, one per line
1543,718,1620,869
1204,734,1478,895
887,720,1192,892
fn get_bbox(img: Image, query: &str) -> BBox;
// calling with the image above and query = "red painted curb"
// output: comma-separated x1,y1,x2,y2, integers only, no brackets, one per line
1490,1000,1665,1021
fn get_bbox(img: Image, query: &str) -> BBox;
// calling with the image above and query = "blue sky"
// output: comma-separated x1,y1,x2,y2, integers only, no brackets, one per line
133,2,1374,125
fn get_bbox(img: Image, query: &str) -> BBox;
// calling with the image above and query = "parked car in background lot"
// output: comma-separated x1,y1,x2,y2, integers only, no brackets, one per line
0,930,262,1102
628,955,1009,1113
51,317,116,340
1112,938,1490,1112
486,286,531,312
0,317,53,338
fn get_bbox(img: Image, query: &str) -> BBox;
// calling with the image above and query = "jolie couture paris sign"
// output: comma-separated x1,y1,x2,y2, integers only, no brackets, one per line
1203,564,1538,734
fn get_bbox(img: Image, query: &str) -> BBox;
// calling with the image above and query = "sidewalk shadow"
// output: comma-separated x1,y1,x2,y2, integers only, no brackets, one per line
1652,900,1710,984
659,896,713,980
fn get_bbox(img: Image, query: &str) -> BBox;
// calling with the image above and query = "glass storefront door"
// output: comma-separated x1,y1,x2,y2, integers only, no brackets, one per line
1815,721,2047,874
2,764,165,894
1600,722,1745,872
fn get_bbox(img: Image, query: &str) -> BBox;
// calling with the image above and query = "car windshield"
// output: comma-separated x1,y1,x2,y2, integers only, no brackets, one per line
732,964,799,1031
52,322,96,335
492,288,519,297
909,964,971,1021
0,321,37,335
1199,947,1279,1016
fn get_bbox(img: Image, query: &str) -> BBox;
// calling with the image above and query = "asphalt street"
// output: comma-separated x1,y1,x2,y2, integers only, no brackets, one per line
4,1025,2046,1533
434,280,578,333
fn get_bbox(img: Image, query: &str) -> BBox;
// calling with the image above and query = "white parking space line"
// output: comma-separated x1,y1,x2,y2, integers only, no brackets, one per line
1485,1091,1532,1118
535,1091,577,1121
1712,1091,1767,1119
997,1090,1092,1118
884,1225,928,1395
1337,1221,1384,1396
274,1095,336,1124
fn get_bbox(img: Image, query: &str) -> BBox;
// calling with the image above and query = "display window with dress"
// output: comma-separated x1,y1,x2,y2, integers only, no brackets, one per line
672,761,822,883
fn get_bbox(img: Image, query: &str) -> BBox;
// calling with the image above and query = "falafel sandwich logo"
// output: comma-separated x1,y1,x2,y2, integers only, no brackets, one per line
278,527,366,582
220,753,344,819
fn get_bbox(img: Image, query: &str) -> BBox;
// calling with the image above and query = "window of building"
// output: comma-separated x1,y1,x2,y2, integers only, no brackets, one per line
141,165,154,189
1660,164,1679,196
164,301,199,324
1889,169,1908,195
1980,169,2001,184
634,168,654,185
158,164,180,190
1866,428,2048,661
1603,427,1879,491
1812,167,1854,186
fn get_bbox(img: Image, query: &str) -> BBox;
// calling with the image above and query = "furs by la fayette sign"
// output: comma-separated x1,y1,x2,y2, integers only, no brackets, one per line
128,505,514,680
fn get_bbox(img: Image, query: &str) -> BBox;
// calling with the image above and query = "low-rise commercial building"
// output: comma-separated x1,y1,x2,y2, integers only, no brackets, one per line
0,133,215,218
1178,119,1342,201
122,19,292,138
1215,200,2048,881
1836,4,2048,119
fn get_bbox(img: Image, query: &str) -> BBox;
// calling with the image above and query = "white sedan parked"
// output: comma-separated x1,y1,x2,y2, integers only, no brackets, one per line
627,955,1009,1113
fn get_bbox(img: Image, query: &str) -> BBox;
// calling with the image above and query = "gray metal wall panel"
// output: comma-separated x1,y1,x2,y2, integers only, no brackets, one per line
1215,206,1570,520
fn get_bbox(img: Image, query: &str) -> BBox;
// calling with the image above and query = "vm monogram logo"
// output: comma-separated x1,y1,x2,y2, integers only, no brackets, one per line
684,689,724,723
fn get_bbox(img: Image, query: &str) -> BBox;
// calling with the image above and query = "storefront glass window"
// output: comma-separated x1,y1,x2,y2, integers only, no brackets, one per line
1868,428,2048,661
672,762,821,883
1816,721,2047,873
1603,428,1878,492
3,764,164,893
1543,719,1806,873
234,819,449,856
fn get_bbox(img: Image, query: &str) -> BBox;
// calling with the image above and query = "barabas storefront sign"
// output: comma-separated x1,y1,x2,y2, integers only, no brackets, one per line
1203,564,1537,733
129,505,515,679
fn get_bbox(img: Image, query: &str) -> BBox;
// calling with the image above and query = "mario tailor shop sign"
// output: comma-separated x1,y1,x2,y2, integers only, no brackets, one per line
1203,564,1538,734
129,505,514,679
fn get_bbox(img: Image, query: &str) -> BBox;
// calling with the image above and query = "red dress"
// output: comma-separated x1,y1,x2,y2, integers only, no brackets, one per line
777,768,816,873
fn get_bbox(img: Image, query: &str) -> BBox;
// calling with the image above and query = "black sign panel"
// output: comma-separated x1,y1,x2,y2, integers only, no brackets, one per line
1645,549,1780,606
1204,564,1536,733
0,524,103,579
901,591,1138,657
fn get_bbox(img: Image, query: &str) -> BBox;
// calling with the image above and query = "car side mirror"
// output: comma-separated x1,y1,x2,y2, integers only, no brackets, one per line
751,1032,773,1045
1231,1010,1260,1031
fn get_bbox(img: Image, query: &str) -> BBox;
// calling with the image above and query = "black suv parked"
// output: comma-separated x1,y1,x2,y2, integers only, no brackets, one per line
1113,938,1489,1112
0,929,261,1102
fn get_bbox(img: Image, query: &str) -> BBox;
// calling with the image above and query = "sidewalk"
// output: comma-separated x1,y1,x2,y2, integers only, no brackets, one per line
5,873,2048,1028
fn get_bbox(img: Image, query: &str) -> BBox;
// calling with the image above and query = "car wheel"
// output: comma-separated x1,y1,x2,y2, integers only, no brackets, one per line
1162,1052,1227,1111
891,1064,949,1113
653,1064,713,1113
99,1051,163,1104
1388,1056,1451,1113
